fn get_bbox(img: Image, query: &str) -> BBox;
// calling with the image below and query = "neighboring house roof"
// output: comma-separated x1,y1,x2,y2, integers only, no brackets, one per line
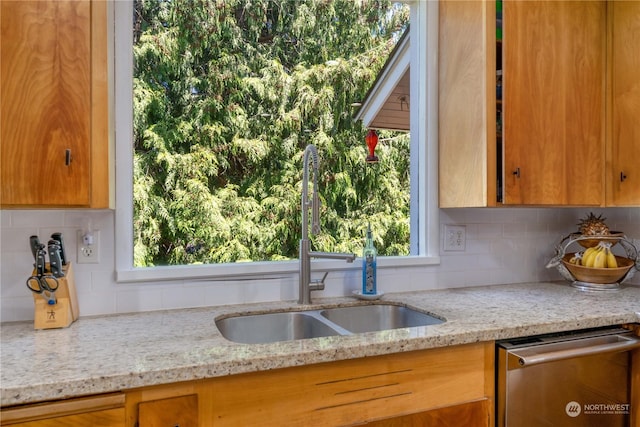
354,27,410,132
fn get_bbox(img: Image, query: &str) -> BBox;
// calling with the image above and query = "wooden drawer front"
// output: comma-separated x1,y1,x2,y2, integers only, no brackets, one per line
1,408,124,427
364,399,491,427
211,342,492,427
138,394,198,427
0,394,125,427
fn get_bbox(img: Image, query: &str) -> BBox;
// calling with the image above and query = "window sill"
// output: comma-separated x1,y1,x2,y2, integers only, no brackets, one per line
116,255,440,284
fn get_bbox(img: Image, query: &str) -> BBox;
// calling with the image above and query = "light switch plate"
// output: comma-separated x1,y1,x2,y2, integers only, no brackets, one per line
444,225,466,252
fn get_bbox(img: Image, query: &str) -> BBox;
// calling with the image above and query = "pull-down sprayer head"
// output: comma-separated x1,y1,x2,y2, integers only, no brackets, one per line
302,144,320,238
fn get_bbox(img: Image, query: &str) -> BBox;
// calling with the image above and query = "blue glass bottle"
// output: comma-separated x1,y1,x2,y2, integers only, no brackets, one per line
362,225,377,295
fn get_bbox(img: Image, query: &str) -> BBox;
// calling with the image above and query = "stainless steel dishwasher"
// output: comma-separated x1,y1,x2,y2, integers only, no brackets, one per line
497,326,640,427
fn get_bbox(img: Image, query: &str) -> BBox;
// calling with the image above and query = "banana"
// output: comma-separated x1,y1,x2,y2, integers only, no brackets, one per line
605,247,618,268
581,247,597,266
578,242,620,269
582,246,601,267
593,250,607,268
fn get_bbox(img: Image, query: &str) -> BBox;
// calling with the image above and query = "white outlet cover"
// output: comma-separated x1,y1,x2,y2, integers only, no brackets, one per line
444,225,466,252
77,230,100,264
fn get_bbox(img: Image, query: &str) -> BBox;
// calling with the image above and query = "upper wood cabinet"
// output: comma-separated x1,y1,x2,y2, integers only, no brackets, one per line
502,1,606,205
607,0,640,206
439,0,497,208
439,0,639,208
0,0,110,208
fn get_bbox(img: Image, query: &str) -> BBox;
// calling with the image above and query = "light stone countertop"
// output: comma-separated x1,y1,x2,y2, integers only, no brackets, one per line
2,281,639,407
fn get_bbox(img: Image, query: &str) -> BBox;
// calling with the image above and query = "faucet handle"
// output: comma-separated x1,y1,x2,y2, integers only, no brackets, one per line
309,271,329,292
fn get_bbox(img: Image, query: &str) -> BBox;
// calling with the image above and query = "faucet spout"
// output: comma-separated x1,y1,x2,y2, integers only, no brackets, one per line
308,251,356,263
298,144,355,305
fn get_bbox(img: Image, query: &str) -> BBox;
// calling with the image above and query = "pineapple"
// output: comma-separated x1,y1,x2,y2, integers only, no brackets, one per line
577,212,610,236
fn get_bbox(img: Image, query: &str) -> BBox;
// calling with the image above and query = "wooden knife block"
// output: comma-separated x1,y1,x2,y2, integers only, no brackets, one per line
32,262,79,330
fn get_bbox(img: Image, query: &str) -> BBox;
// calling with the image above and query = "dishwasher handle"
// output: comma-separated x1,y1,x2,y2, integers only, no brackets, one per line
510,334,640,369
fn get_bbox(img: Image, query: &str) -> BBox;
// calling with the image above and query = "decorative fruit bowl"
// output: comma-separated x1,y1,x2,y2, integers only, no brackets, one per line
561,253,634,284
569,231,625,248
547,213,639,291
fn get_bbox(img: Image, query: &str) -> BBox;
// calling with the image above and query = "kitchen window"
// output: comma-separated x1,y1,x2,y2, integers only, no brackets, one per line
114,1,440,282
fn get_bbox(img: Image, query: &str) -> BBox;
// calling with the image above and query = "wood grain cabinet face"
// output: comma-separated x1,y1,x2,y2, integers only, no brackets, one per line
124,343,494,427
0,0,110,208
503,1,606,206
439,0,639,208
439,0,497,208
209,343,492,427
607,1,640,207
138,394,198,427
0,409,125,427
364,399,491,427
0,394,125,427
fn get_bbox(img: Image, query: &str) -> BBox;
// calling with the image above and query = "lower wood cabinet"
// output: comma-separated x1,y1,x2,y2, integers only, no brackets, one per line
125,342,494,427
0,343,494,427
0,393,125,427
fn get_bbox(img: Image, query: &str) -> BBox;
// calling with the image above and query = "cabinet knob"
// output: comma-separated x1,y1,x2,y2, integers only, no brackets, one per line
65,149,72,166
513,168,521,178
620,171,627,182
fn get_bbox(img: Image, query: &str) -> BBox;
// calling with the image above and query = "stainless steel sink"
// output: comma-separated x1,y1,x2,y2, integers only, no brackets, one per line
216,311,343,344
320,304,444,333
216,303,445,344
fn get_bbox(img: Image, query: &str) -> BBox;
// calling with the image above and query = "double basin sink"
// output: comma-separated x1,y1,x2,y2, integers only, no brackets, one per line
216,303,445,344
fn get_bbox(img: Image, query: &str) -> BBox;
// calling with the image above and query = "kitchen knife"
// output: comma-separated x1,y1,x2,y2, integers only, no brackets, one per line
29,235,40,262
35,245,46,276
51,232,67,265
48,240,65,278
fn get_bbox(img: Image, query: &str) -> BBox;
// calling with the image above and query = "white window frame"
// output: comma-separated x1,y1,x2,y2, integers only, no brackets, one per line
114,0,439,283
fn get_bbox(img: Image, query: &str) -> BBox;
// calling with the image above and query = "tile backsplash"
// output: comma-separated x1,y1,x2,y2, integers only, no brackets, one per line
2,207,638,323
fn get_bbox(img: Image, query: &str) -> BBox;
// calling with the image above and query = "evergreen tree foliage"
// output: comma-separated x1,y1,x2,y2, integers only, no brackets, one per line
133,0,410,266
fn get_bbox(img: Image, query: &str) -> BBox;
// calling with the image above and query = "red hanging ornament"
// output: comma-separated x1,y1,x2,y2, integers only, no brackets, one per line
365,129,379,163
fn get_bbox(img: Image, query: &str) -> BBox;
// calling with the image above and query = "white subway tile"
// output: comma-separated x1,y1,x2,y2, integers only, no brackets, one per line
116,288,164,314
1,207,639,322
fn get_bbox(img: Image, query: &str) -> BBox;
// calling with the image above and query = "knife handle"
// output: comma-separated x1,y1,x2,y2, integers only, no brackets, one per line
35,246,46,276
51,232,67,265
29,235,40,262
47,241,65,278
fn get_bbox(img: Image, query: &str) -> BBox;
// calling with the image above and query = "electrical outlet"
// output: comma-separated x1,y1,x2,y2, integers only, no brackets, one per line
77,230,100,264
444,225,466,252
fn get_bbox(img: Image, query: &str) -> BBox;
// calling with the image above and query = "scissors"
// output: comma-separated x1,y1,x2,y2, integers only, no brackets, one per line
26,275,59,305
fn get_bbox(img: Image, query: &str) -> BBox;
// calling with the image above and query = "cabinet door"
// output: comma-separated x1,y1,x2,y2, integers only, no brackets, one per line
439,0,497,208
210,343,492,427
503,1,606,205
138,394,198,427
1,0,90,206
608,1,640,206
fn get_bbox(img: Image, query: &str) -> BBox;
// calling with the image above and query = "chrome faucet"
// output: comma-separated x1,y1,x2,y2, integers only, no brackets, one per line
299,144,356,304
